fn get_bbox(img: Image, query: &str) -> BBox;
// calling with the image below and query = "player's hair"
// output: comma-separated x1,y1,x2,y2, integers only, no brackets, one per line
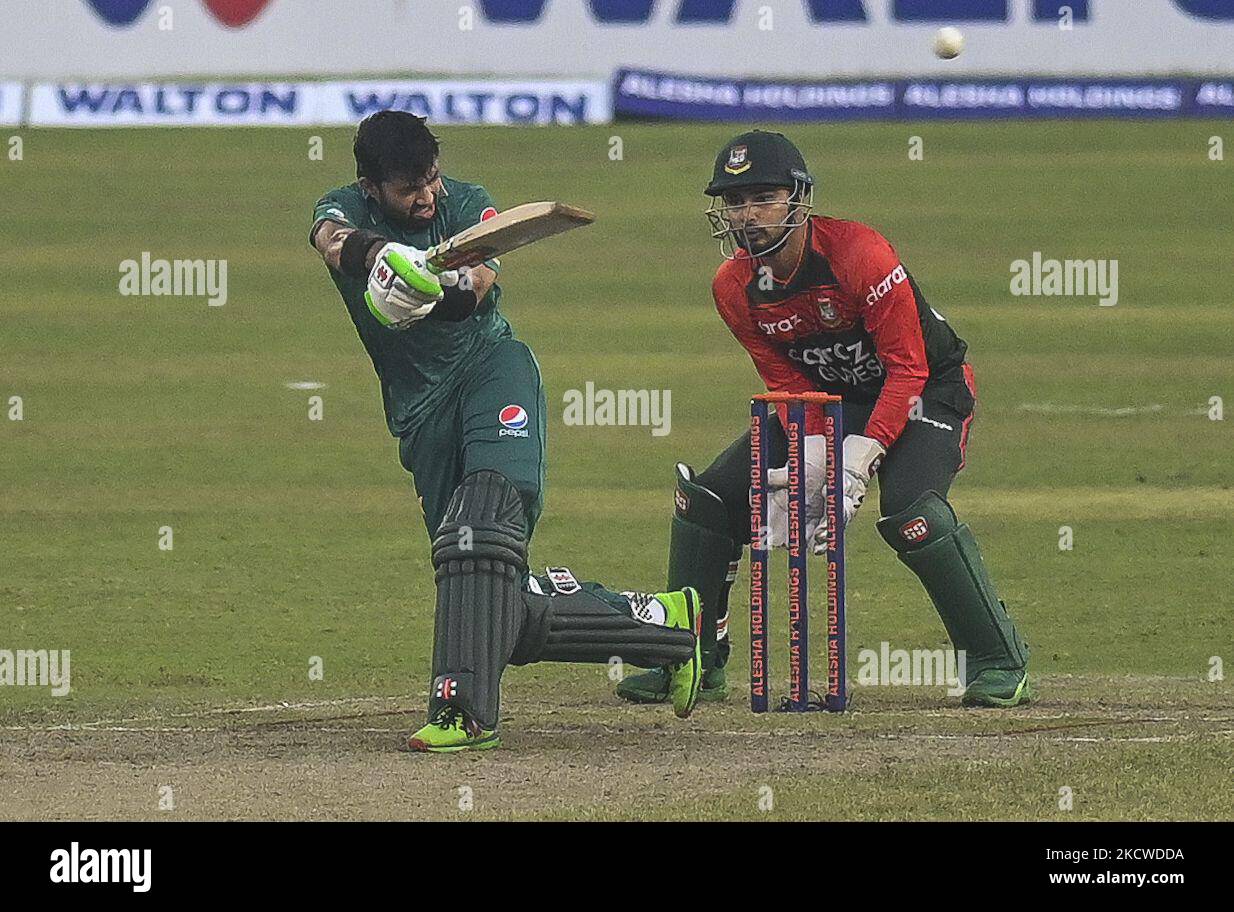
353,111,441,185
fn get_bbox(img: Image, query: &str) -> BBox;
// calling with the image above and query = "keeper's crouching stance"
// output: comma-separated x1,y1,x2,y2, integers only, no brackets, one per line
415,470,702,752
617,130,1030,709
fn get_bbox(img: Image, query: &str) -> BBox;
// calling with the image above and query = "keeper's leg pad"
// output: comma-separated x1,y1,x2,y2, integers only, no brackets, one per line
430,470,529,730
512,586,696,668
877,490,1029,678
668,463,737,667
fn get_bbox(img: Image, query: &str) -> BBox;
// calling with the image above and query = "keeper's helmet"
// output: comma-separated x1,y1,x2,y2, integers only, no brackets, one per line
704,130,815,260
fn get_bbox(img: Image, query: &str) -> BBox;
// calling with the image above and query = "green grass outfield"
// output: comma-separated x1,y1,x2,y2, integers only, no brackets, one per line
1,122,1231,820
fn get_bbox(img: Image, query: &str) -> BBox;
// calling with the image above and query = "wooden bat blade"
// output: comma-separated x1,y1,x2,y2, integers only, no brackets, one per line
427,201,595,271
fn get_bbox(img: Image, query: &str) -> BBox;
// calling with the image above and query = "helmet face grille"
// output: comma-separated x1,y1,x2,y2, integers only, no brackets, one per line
704,179,814,261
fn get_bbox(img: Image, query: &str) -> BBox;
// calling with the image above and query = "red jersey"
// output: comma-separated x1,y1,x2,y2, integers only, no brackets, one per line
713,216,970,449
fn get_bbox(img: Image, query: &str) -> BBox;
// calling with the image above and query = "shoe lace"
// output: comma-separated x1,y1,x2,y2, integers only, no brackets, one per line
432,705,464,730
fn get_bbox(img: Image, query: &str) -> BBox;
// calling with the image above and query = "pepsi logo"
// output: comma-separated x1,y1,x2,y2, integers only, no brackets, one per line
480,207,498,222
499,404,528,430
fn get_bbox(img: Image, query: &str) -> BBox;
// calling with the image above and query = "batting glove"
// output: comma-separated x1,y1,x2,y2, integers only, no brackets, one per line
364,243,443,329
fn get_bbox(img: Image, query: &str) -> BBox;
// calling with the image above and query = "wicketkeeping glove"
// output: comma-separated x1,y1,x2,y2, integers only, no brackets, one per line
839,434,886,526
764,434,828,550
803,435,885,555
364,243,443,329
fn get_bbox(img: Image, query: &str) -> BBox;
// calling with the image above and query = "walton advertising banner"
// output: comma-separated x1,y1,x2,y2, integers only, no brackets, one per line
24,81,611,126
3,1,1234,79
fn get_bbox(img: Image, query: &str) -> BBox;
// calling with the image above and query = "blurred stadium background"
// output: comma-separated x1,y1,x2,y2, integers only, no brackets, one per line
4,2,1234,126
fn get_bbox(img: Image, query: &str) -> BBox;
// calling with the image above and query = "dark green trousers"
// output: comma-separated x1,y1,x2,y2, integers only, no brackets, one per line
399,338,547,537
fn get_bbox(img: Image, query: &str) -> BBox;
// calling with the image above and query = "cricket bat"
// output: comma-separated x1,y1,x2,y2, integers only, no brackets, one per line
426,201,595,272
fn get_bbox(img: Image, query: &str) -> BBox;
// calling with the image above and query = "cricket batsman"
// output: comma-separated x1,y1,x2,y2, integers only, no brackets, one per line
310,111,703,752
617,130,1031,708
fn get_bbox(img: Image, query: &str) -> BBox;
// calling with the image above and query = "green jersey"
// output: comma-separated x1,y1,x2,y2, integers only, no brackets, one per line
310,177,513,437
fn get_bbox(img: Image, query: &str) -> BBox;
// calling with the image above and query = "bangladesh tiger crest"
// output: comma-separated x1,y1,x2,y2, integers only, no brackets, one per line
817,295,841,326
725,144,750,175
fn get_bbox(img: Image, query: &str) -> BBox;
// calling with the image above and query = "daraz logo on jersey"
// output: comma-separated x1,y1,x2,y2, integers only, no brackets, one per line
865,264,907,306
499,404,530,438
758,313,802,336
84,0,272,27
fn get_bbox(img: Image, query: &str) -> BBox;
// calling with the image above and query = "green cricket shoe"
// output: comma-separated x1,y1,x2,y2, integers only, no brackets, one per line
961,669,1034,708
655,587,704,719
406,705,500,753
615,663,729,704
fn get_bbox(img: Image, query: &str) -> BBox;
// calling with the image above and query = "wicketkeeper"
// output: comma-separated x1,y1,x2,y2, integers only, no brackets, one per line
617,130,1031,708
310,112,703,752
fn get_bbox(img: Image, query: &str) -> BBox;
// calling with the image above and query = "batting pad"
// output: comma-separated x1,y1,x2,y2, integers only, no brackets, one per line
429,470,529,730
515,587,696,669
